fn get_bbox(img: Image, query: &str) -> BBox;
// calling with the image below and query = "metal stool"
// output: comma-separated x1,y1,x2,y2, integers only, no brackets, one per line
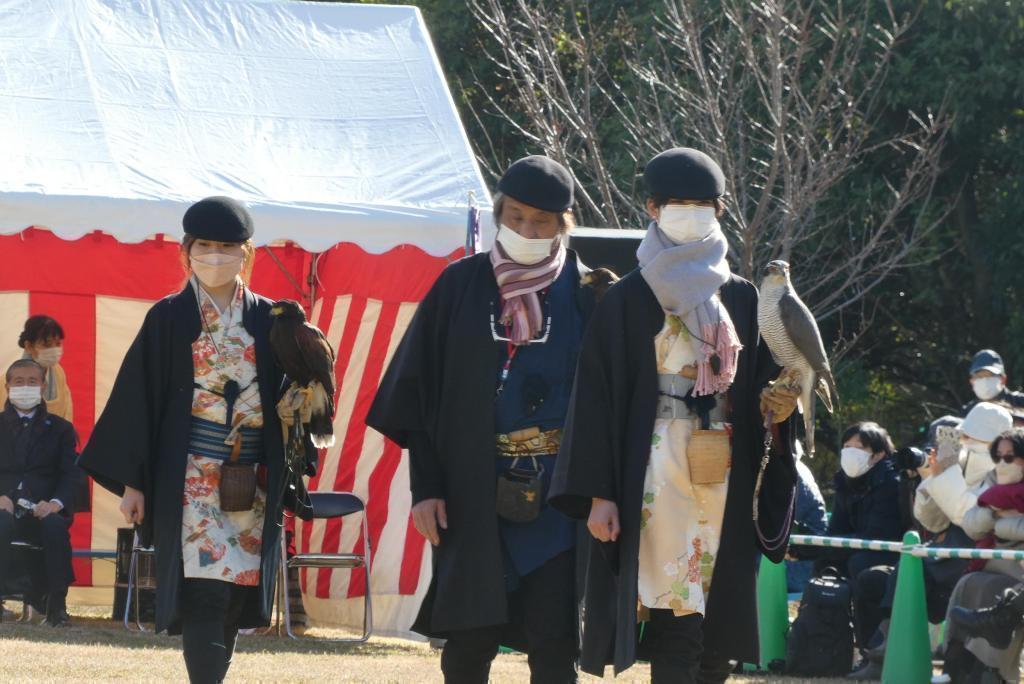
278,492,372,642
123,531,157,632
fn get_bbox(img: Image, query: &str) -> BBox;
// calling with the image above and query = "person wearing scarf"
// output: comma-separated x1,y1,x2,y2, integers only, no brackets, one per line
78,197,302,684
550,147,800,682
369,155,612,683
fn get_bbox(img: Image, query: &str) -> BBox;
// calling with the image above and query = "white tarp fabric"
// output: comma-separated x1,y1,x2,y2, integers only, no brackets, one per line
0,0,490,254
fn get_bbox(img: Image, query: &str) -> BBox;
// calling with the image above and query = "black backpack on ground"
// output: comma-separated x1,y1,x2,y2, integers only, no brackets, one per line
785,568,854,677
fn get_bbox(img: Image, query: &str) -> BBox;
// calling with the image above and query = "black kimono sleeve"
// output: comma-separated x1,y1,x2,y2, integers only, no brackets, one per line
366,270,452,504
548,284,626,520
78,303,166,496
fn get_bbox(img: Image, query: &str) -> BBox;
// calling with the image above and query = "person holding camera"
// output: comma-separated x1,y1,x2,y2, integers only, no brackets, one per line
940,427,1024,682
915,404,1012,533
0,359,77,626
843,416,973,676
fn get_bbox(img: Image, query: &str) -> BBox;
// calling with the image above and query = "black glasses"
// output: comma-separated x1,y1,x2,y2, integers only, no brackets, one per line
489,300,552,344
993,453,1020,465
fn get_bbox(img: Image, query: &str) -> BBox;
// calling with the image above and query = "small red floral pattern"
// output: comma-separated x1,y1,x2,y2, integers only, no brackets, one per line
181,282,265,587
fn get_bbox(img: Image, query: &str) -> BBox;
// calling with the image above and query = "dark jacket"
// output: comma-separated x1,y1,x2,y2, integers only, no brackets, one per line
548,270,797,675
366,250,597,639
961,388,1024,417
78,283,289,634
0,403,78,511
827,457,904,544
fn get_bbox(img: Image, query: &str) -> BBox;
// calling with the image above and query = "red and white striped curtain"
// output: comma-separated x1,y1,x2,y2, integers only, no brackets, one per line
0,228,454,632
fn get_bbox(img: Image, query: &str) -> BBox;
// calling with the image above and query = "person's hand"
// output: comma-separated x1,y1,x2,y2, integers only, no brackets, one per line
0,495,13,514
760,369,802,423
120,486,145,525
588,498,621,542
929,449,949,478
411,498,447,546
33,500,62,518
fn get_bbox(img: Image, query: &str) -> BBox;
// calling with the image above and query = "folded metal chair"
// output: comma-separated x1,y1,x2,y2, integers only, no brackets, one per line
277,492,372,642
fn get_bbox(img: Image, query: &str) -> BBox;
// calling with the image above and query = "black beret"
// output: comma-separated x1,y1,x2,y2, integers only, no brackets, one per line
496,155,574,212
182,196,254,242
644,147,725,200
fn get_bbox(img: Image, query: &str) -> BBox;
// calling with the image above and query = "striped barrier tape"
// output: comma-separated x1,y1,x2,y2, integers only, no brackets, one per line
788,534,906,553
789,534,1024,562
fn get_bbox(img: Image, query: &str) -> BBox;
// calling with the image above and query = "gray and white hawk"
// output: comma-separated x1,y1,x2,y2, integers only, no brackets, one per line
757,260,838,456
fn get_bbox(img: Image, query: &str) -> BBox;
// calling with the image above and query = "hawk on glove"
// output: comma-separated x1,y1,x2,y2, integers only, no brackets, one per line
269,299,337,448
757,261,838,456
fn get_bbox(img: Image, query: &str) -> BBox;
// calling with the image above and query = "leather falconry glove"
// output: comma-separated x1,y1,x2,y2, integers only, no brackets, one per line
760,368,802,423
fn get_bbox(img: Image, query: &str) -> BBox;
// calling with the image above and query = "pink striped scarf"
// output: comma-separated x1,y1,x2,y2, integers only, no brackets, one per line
490,239,567,345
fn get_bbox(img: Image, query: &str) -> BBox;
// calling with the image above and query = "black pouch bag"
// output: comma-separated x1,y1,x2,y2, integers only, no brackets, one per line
496,457,544,523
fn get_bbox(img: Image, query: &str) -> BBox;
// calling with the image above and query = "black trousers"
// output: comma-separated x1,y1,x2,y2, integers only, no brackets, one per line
179,578,252,684
441,550,578,684
852,565,894,648
637,611,734,684
0,509,74,617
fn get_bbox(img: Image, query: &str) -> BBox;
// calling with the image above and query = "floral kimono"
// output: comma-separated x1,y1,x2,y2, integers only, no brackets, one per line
638,315,730,617
181,280,265,586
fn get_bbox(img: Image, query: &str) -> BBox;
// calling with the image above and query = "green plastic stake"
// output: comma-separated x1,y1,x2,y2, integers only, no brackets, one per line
882,531,932,684
756,555,789,670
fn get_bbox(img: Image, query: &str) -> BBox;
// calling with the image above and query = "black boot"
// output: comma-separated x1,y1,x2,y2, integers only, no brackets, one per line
950,588,1024,650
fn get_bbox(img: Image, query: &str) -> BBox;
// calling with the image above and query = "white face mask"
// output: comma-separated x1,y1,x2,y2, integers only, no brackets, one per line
190,253,244,289
657,205,720,244
841,447,873,479
962,445,995,486
33,346,63,369
973,376,1005,401
495,225,559,266
995,461,1024,485
8,385,42,411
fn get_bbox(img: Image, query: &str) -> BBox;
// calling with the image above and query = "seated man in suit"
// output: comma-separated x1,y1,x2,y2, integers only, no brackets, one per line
0,359,77,626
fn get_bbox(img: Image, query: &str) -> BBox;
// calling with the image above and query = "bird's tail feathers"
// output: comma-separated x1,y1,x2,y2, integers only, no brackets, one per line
307,381,335,448
816,368,839,413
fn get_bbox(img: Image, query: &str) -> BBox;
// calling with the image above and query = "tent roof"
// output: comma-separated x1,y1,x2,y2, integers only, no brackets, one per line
0,0,491,254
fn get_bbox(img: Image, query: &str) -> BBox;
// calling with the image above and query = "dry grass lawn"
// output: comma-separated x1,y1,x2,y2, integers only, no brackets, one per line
0,605,848,683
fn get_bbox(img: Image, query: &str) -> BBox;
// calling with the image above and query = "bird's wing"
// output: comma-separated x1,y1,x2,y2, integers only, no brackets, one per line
778,290,830,375
297,323,336,397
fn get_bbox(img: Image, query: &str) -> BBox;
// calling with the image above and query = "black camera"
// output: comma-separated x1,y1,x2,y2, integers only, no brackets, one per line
894,446,927,471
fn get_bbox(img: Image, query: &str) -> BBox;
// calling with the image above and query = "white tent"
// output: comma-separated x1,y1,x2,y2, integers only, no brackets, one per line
1,0,490,254
0,0,493,635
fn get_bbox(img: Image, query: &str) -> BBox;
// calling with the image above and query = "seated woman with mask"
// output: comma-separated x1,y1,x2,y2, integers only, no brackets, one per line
0,316,73,422
813,422,907,668
942,428,1024,683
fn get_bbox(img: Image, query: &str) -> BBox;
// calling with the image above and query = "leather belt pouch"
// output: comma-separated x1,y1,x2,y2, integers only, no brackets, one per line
496,457,543,523
687,429,731,485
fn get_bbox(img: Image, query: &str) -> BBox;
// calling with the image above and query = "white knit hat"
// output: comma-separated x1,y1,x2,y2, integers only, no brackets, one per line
961,402,1013,443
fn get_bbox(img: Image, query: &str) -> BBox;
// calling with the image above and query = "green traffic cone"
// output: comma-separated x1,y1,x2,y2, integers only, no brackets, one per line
881,531,931,684
757,555,789,670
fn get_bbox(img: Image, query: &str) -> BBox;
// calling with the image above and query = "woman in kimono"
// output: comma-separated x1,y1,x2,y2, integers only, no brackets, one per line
79,197,291,684
368,156,610,683
550,148,799,682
